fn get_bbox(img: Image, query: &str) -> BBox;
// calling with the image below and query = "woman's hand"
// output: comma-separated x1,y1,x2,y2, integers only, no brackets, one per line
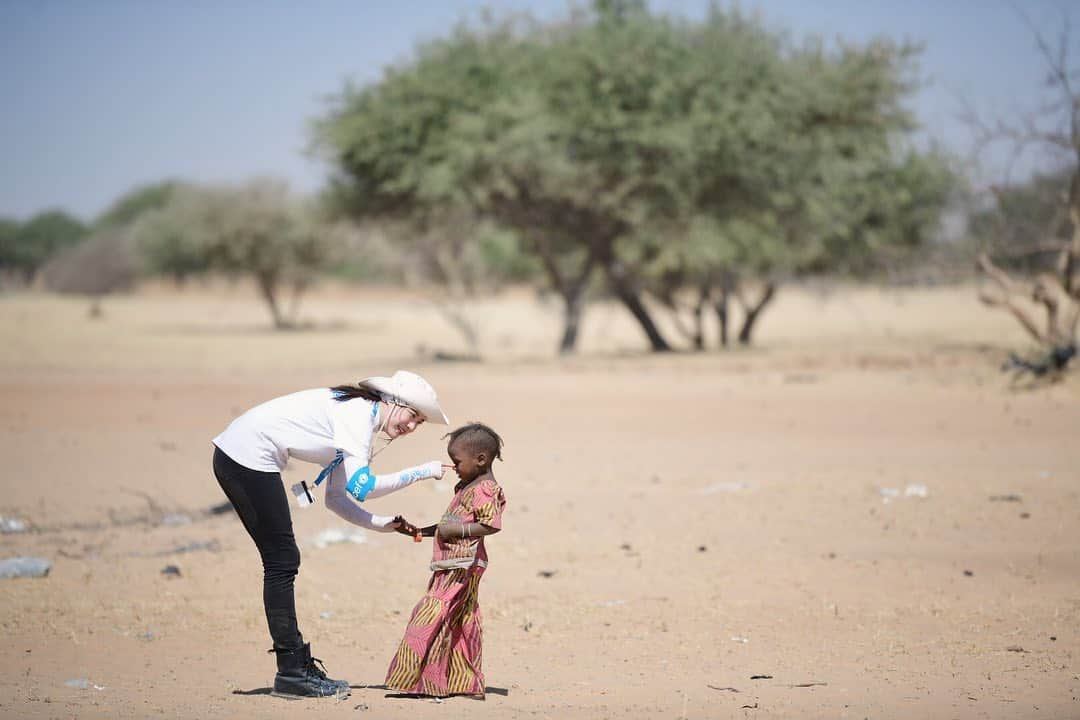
425,460,452,480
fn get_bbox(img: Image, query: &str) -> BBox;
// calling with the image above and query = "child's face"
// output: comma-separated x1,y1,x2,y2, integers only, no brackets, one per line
448,440,487,482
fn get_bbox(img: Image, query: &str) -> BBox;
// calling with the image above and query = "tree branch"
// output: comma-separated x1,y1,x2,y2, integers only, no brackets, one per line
977,253,1048,343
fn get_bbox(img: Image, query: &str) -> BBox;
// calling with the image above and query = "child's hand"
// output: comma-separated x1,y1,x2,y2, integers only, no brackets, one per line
392,516,420,537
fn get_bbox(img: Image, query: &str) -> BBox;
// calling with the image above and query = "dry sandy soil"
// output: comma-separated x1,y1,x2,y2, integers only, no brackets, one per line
0,282,1077,719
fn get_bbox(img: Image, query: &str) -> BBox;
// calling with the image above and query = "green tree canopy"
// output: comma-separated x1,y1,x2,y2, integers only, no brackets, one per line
316,0,955,352
0,210,88,282
0,217,19,281
136,180,338,328
95,180,184,231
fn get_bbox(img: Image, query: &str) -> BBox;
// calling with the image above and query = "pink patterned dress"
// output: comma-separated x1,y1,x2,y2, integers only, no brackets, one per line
385,476,506,697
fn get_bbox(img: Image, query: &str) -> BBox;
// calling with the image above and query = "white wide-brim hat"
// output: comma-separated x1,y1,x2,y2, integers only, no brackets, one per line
359,370,449,425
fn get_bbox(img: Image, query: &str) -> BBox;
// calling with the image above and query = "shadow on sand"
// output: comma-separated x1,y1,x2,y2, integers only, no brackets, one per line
231,684,509,700
231,687,272,696
367,683,509,699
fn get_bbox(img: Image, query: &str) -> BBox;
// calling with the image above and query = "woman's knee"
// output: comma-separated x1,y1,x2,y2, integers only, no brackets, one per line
262,541,301,577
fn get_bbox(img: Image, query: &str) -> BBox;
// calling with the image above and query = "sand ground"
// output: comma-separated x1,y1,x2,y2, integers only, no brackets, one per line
0,282,1077,719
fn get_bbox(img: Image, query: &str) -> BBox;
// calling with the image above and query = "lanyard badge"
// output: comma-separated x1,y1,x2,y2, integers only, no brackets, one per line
293,451,344,508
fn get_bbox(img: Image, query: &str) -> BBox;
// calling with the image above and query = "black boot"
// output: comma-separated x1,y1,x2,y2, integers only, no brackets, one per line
271,644,348,698
305,648,350,692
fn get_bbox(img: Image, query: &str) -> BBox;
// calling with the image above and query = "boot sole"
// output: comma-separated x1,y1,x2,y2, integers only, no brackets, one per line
270,689,347,700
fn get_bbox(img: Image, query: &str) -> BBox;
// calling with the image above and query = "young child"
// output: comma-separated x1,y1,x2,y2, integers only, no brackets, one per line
385,422,507,699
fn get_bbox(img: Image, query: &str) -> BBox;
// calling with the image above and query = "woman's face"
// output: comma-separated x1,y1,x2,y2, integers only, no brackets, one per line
384,404,425,438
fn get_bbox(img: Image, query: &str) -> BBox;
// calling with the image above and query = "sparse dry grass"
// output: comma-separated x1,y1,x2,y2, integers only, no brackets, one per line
0,283,1076,719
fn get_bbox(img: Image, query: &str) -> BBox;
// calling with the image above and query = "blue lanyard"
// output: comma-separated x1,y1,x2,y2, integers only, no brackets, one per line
312,450,343,488
313,399,379,488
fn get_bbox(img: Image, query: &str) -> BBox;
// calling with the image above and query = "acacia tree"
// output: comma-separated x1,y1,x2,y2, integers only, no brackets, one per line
642,19,955,348
40,226,138,317
383,210,492,357
967,17,1080,368
134,186,214,286
316,6,692,352
0,210,87,283
0,218,19,288
316,1,951,353
17,182,179,312
136,180,337,329
95,181,183,231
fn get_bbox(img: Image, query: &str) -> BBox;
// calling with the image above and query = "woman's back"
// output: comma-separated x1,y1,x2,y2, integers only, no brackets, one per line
214,388,356,471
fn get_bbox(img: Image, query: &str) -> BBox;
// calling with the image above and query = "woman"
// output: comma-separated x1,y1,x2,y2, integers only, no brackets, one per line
212,370,449,698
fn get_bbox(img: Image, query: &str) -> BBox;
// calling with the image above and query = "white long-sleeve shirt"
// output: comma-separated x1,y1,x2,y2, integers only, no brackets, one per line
213,388,440,531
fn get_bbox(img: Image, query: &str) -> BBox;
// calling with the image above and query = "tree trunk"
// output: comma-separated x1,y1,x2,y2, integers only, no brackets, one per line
434,303,481,355
559,289,588,355
604,263,671,352
715,286,730,348
691,301,705,350
737,282,777,346
255,271,288,330
554,258,596,355
287,278,309,327
653,281,703,351
527,231,596,356
688,282,710,351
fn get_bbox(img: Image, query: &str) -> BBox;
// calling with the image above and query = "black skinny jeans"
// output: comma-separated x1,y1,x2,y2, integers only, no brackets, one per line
213,447,304,651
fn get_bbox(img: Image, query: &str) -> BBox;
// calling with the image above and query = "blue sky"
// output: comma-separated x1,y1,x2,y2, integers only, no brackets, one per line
1,0,1075,220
